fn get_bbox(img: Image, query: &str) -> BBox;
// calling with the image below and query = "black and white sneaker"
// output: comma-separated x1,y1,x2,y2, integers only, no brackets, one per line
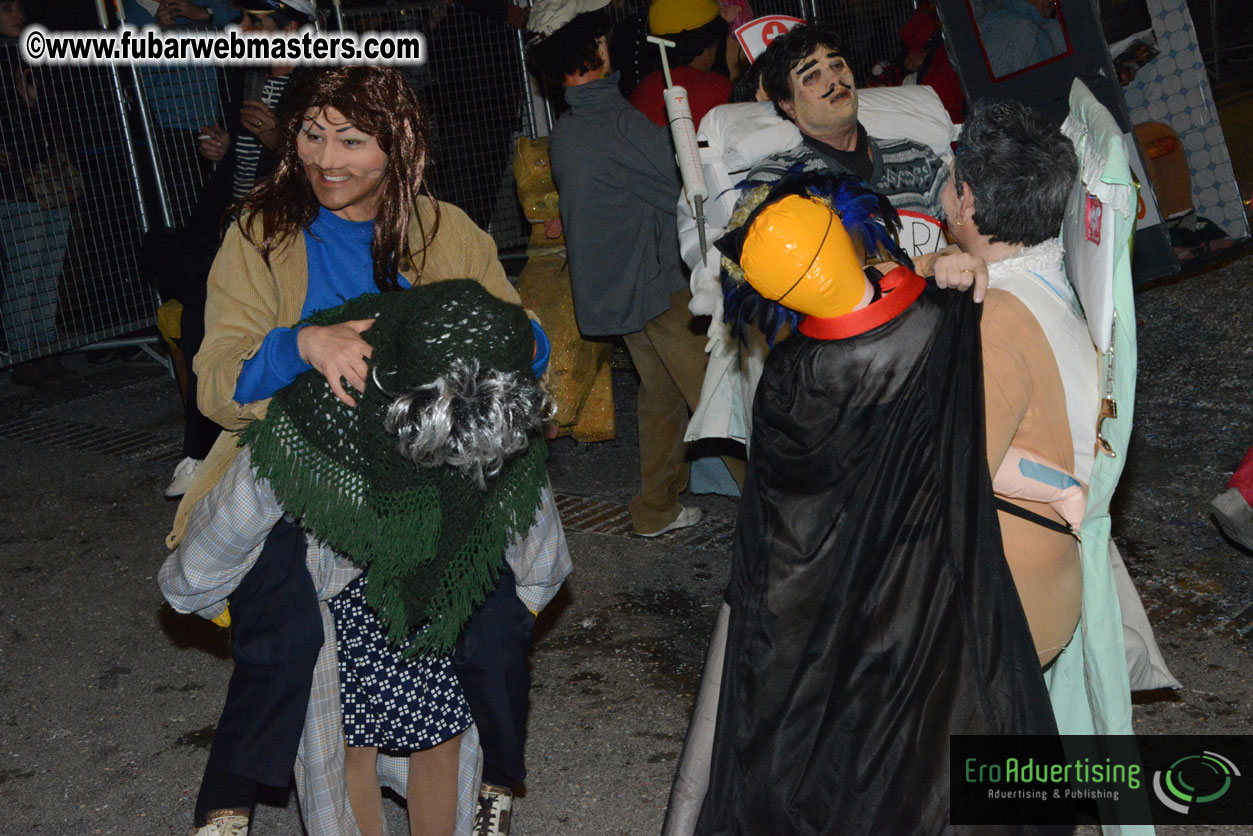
474,783,512,836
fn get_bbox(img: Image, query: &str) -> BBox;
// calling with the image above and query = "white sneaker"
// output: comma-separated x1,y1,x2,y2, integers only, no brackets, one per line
474,783,512,836
1212,488,1253,552
165,456,201,498
637,505,703,538
192,809,249,836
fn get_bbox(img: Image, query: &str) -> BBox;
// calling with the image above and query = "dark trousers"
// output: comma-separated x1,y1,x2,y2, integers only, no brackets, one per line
137,223,225,460
453,563,536,789
207,518,323,787
178,294,223,460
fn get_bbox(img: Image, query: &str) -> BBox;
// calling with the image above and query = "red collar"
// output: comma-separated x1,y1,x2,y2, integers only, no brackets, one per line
798,267,926,340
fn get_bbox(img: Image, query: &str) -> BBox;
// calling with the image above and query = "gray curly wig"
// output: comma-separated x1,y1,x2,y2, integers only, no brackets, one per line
384,358,555,489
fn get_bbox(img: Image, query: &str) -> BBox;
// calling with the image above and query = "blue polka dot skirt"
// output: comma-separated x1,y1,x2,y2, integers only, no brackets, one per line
329,575,472,752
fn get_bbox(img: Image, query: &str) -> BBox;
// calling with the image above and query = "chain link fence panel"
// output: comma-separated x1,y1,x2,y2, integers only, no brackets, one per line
0,52,157,369
338,2,535,254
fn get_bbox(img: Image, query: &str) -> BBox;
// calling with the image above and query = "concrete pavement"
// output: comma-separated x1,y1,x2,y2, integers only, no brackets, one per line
1,249,1251,835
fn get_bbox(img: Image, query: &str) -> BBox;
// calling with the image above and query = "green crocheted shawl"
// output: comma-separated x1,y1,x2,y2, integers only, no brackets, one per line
240,280,548,655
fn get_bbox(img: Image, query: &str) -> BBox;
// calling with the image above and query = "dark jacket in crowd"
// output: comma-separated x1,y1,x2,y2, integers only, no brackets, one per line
548,74,687,337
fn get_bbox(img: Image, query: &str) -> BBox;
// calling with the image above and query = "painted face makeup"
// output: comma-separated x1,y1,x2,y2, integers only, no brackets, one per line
296,106,388,222
784,46,858,141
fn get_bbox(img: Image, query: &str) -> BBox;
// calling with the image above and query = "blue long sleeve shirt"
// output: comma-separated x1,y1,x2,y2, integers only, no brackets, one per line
234,209,409,404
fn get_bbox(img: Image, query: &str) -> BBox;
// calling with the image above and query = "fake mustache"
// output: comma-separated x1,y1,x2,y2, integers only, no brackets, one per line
821,82,853,100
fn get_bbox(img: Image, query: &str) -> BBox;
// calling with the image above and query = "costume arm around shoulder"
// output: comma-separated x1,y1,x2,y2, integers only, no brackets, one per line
158,448,284,618
195,219,284,430
505,485,572,614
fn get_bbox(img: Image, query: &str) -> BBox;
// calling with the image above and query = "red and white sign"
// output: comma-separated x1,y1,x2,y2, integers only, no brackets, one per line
734,15,805,64
896,210,948,258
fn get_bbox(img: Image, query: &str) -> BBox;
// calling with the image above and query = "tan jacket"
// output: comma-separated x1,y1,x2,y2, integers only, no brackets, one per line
168,199,519,548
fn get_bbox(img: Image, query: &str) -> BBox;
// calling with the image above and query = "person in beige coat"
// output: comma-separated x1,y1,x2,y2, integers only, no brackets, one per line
167,67,528,836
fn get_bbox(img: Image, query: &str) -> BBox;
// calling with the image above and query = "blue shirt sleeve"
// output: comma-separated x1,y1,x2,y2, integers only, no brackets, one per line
233,326,313,405
530,319,551,379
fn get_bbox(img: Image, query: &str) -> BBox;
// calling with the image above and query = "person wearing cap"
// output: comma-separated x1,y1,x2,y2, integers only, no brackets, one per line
690,172,1057,834
196,0,316,200
626,0,734,130
167,66,536,836
528,0,744,537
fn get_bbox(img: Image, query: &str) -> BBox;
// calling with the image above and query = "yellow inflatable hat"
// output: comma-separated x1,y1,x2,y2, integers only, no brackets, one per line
739,194,869,319
649,0,720,36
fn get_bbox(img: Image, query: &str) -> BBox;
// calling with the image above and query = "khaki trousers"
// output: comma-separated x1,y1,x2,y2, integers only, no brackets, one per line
621,289,744,533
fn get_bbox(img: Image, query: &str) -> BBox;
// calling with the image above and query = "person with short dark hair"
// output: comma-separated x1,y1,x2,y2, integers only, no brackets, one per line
948,99,1075,250
753,24,948,219
942,98,1091,666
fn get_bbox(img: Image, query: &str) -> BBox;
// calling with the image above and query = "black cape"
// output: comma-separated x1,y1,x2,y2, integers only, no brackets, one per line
696,285,1060,836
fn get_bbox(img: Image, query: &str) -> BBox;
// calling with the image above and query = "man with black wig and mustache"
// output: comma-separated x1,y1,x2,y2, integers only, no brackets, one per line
750,23,987,291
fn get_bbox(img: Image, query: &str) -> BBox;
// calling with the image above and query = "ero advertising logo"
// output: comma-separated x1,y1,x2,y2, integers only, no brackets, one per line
951,735,1253,826
1152,750,1241,815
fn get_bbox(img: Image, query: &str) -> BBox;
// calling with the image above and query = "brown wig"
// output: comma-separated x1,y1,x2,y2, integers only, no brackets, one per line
236,66,438,292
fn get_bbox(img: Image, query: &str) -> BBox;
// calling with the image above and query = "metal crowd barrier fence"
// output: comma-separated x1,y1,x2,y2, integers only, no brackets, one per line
0,48,157,370
337,2,537,255
2,0,926,372
1,4,237,373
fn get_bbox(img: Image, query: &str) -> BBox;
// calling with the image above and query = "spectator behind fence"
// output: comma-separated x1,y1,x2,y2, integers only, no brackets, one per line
122,0,241,217
626,0,734,130
0,0,76,385
197,0,312,203
149,0,311,499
